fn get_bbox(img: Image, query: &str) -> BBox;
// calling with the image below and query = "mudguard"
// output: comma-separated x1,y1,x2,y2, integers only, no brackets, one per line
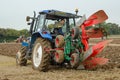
83,40,112,61
86,28,104,38
83,57,109,69
22,42,29,47
82,40,112,69
39,31,52,40
30,31,52,45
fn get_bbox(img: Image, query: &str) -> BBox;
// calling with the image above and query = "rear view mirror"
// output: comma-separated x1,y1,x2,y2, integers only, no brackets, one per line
26,16,31,22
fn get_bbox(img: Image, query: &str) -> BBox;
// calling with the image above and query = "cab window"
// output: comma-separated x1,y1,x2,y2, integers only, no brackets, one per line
34,14,45,32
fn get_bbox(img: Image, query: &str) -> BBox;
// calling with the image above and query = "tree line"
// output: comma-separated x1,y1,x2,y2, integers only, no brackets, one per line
100,22,120,35
87,22,120,35
0,28,29,42
0,22,120,42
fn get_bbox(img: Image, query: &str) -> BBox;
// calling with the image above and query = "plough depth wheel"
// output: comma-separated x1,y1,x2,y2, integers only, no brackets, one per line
55,35,64,48
54,50,64,63
70,53,80,69
71,27,79,39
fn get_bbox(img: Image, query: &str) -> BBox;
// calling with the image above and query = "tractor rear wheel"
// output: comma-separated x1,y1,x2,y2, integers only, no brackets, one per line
55,35,64,48
70,53,80,69
54,50,64,63
71,27,79,39
16,46,27,66
32,38,51,72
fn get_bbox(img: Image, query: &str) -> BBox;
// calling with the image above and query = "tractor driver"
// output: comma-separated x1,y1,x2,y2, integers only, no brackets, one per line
54,19,65,35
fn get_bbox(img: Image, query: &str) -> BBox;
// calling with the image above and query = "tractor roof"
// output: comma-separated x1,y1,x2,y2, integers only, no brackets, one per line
39,10,80,18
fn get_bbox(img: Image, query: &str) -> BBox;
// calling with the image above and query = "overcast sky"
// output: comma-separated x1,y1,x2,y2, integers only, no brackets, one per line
0,0,119,30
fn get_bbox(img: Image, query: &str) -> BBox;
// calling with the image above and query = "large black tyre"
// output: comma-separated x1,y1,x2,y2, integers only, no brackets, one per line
32,38,51,72
54,50,64,63
70,53,80,69
55,35,64,48
71,27,79,39
16,46,27,66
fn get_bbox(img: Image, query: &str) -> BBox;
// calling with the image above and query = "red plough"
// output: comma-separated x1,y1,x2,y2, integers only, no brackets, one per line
78,10,112,69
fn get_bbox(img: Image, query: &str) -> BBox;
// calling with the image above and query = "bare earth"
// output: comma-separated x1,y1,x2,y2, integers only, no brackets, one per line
0,36,120,80
0,55,120,80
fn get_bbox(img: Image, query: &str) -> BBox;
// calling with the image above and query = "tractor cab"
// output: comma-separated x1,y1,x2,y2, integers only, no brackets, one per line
27,10,81,41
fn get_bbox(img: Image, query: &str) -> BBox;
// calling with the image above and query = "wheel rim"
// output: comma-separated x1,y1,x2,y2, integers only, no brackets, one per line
33,43,42,68
16,51,20,64
55,52,59,60
71,29,75,38
56,38,59,45
16,51,21,64
71,56,74,64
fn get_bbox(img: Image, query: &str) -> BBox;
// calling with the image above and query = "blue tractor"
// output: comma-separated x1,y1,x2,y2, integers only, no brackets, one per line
16,10,83,71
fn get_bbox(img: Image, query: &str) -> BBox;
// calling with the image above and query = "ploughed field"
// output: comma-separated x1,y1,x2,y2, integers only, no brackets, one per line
0,36,120,80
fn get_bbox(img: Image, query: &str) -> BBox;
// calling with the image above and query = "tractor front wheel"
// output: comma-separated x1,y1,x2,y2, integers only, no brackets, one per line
70,53,80,69
32,38,51,72
16,46,27,66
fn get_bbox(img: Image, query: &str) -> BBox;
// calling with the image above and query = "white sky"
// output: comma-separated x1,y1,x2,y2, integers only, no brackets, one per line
0,0,120,30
